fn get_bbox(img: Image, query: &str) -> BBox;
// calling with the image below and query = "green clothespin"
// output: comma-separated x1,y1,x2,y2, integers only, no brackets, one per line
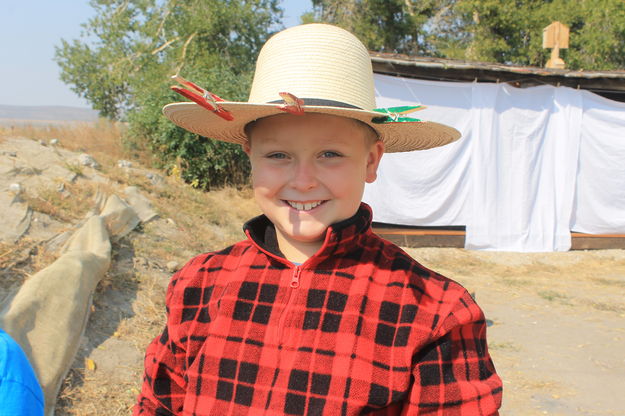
371,105,425,124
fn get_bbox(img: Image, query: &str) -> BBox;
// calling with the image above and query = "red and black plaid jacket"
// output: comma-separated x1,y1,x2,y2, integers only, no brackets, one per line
134,204,502,415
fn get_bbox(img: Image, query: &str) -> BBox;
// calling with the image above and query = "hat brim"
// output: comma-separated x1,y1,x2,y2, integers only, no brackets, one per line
163,102,461,153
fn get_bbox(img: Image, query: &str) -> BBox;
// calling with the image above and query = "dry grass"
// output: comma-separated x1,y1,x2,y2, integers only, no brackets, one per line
21,181,100,223
1,121,259,414
0,240,35,303
537,289,569,302
106,162,259,257
1,120,122,154
489,341,522,352
0,238,58,305
592,277,625,288
0,119,155,170
57,365,143,416
150,184,259,252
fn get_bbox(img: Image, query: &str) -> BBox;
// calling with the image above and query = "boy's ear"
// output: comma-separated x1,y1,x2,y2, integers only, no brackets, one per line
365,140,385,183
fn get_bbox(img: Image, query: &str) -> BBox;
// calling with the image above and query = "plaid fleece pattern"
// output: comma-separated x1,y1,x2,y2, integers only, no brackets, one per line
134,204,502,415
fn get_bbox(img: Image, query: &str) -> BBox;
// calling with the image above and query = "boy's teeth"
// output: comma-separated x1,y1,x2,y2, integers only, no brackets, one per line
288,200,323,211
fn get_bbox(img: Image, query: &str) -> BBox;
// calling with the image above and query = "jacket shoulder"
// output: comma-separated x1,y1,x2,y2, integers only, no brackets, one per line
167,240,253,291
366,232,477,322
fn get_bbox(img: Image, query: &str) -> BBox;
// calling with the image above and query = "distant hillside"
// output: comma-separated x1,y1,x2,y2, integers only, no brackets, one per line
0,105,99,123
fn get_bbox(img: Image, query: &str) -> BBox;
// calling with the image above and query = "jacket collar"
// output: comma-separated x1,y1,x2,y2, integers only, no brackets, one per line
243,202,373,267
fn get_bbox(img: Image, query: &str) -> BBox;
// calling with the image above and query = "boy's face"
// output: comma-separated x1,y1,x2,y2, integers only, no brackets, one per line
244,113,384,248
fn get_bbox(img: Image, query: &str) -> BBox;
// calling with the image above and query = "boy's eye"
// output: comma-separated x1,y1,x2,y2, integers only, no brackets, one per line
321,151,341,158
267,152,287,159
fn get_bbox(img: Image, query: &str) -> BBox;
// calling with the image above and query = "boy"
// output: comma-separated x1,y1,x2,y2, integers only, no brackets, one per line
135,23,502,415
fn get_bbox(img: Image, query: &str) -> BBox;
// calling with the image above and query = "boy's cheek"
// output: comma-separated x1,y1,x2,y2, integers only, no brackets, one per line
250,165,283,186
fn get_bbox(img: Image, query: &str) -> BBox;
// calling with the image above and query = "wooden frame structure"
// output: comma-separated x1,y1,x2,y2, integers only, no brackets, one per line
370,52,625,102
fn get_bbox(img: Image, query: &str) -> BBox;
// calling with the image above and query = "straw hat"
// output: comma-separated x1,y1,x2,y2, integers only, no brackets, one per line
163,23,460,152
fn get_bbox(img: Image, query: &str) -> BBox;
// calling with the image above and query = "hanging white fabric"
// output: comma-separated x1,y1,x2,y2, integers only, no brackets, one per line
570,91,625,234
364,74,625,252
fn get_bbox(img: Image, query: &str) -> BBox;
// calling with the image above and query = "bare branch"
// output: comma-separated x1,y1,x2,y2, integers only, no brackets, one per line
174,32,198,75
112,0,130,19
151,36,180,55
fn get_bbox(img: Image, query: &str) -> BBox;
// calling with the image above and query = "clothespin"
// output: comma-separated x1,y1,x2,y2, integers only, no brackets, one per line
278,92,305,115
170,75,234,121
372,105,425,123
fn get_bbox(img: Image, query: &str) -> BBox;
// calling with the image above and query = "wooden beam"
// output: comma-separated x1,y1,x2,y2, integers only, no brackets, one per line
372,227,625,250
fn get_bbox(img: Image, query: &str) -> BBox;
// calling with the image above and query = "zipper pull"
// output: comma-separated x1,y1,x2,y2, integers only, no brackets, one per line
290,267,301,288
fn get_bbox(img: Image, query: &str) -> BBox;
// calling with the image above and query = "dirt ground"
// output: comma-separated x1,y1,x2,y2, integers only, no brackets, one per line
1,133,623,415
408,247,625,416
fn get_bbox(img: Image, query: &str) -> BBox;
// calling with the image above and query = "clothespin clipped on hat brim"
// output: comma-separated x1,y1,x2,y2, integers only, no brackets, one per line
278,92,305,115
170,75,234,121
371,105,425,124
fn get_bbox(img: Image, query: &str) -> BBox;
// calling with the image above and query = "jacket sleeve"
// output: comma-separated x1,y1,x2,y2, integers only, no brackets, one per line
402,290,502,415
133,270,188,415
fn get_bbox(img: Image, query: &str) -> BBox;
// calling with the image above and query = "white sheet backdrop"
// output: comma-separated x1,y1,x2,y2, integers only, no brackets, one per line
363,74,625,251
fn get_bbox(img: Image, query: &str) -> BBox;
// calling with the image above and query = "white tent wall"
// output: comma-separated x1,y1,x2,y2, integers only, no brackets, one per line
571,92,625,235
364,74,625,252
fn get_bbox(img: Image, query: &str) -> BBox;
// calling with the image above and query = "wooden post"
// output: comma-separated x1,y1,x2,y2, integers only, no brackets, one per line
543,21,569,69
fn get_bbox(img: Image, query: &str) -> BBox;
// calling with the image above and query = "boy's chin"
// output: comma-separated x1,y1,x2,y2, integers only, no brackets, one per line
277,224,329,244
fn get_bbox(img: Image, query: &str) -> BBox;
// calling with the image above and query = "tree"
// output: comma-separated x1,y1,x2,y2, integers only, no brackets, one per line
56,0,282,189
305,0,625,70
428,0,625,70
302,0,445,55
550,0,625,70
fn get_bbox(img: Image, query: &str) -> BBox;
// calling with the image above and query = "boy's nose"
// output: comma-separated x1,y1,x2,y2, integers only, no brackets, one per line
290,160,318,191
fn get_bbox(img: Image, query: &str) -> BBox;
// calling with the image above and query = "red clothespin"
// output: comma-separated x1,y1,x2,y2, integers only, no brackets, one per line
170,75,234,121
278,92,304,115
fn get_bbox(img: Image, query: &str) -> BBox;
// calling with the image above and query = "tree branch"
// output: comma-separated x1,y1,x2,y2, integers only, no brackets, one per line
151,36,180,55
174,32,198,75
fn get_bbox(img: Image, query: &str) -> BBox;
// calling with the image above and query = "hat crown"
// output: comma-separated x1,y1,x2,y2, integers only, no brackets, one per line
248,24,376,110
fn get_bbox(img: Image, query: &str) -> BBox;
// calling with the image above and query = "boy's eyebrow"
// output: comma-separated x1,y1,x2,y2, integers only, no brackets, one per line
254,136,354,148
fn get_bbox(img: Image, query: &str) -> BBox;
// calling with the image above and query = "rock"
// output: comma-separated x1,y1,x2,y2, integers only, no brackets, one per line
57,183,65,192
38,139,47,146
66,172,78,183
9,183,22,194
117,160,132,168
50,139,59,146
166,261,180,273
146,172,164,186
3,151,17,157
124,186,158,223
78,153,99,169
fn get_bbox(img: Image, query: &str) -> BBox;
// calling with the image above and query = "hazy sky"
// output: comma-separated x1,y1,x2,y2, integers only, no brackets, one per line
0,0,312,108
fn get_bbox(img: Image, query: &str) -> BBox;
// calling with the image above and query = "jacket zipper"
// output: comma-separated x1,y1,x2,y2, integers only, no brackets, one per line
290,266,301,288
276,265,301,343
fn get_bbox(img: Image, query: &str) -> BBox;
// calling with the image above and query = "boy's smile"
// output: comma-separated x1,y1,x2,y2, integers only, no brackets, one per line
244,113,384,262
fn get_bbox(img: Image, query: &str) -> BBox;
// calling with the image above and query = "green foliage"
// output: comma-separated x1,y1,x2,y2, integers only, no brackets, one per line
306,0,442,55
309,0,625,70
435,0,625,69
552,0,625,70
55,0,281,189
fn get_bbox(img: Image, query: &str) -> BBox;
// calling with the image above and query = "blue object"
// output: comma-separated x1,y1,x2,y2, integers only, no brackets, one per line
0,328,44,415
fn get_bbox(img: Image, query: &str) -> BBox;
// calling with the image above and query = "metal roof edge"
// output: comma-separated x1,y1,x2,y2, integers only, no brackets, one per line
369,53,625,81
